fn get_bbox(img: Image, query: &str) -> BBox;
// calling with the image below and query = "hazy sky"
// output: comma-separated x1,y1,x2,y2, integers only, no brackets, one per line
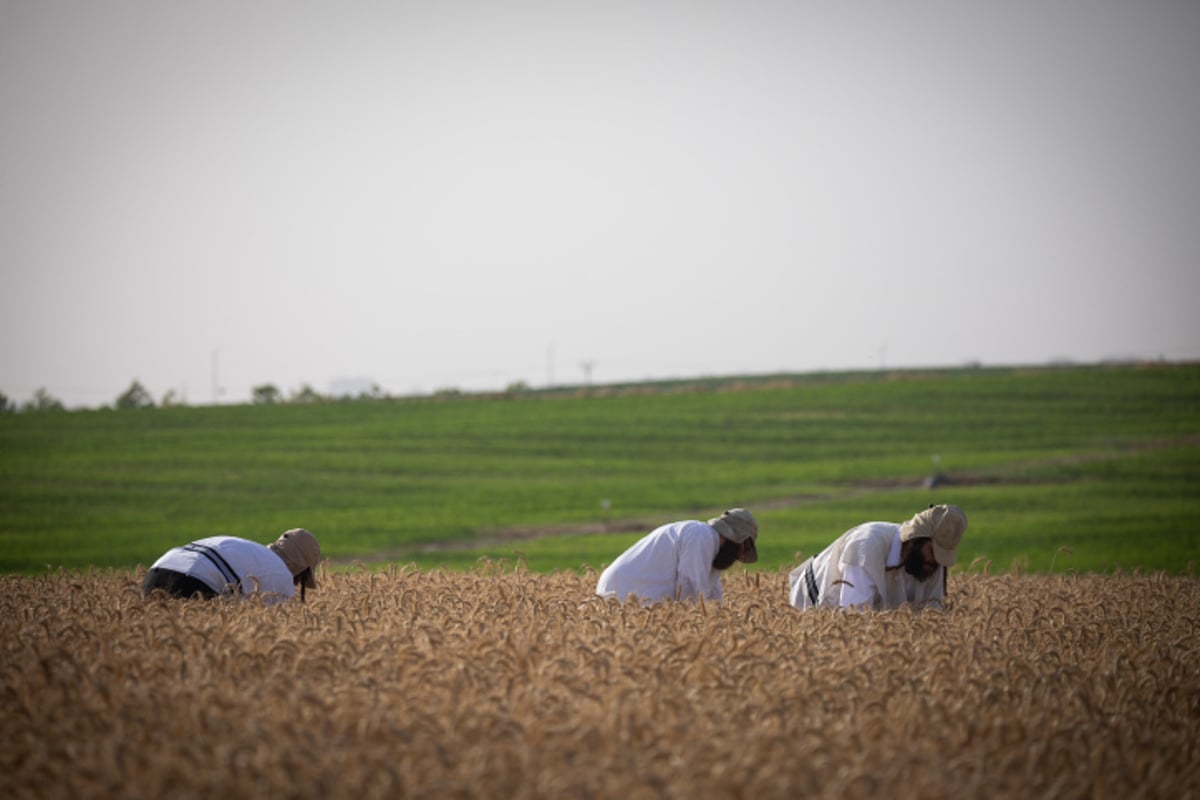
3,1,1198,407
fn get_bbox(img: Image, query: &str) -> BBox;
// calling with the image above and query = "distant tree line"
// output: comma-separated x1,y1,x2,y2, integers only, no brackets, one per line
1,387,66,413
251,382,386,405
1,375,567,412
0,380,395,413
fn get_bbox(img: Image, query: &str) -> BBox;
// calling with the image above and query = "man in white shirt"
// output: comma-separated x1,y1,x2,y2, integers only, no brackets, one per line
143,528,322,604
595,508,758,604
788,504,967,611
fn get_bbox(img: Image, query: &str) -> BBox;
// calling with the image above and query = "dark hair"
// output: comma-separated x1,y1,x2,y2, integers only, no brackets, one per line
295,567,312,602
897,536,941,581
712,537,743,570
886,536,934,577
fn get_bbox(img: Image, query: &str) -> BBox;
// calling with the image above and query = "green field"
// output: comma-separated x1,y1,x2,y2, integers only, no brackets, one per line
2,364,1198,575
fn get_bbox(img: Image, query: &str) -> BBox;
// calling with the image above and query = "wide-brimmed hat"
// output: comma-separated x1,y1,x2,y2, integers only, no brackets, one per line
708,508,758,563
900,504,967,566
269,528,321,589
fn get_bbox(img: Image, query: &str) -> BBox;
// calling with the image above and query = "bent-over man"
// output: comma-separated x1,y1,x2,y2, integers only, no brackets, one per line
788,504,967,611
596,508,758,604
143,528,322,604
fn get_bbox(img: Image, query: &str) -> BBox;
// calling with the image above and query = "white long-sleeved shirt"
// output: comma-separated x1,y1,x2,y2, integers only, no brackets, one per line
595,520,723,604
787,522,945,611
838,530,904,608
149,535,295,604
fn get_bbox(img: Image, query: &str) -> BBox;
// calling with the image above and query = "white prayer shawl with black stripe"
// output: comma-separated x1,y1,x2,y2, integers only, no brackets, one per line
149,535,295,603
787,522,945,611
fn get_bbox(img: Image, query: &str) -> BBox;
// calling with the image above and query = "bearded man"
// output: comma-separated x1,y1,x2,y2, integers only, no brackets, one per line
595,508,758,604
788,504,967,611
143,528,322,604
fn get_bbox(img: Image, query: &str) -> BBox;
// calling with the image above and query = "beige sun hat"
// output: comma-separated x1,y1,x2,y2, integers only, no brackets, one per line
708,508,759,563
268,528,322,589
900,504,967,566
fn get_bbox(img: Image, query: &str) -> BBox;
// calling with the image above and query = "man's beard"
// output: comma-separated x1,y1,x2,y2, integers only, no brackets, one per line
712,539,742,570
904,542,939,581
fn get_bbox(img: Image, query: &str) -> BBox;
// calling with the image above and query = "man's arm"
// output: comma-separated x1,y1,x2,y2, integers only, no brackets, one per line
917,566,947,611
676,531,721,602
838,564,879,609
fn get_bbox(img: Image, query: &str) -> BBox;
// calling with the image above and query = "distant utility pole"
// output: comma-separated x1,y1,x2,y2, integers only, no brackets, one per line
547,344,555,387
211,349,224,405
580,360,594,386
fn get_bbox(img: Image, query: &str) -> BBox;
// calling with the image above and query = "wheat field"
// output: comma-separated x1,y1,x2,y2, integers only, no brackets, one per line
2,565,1197,799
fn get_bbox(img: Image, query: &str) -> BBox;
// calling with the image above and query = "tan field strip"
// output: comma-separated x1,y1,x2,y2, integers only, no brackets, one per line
3,567,1197,797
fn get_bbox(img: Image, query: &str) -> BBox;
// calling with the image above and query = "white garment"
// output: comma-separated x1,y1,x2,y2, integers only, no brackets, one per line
595,520,724,604
787,522,945,611
150,535,296,603
838,531,904,608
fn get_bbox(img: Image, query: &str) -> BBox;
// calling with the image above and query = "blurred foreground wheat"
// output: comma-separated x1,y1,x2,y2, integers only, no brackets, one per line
2,566,1197,799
